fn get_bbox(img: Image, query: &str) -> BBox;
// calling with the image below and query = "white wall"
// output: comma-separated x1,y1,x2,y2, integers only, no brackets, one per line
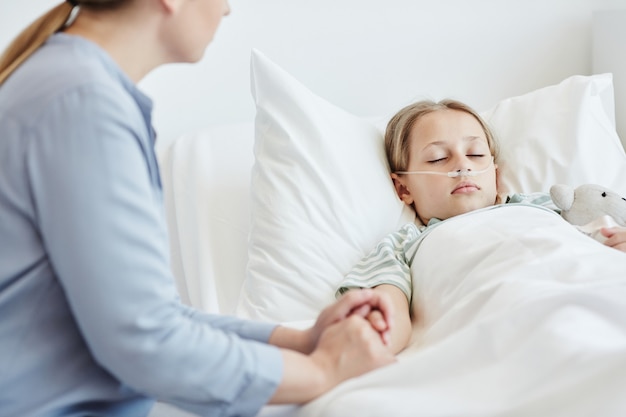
2,0,625,150
593,9,626,148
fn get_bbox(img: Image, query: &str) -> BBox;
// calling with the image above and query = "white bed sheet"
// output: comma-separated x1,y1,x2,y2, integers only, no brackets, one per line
295,205,626,417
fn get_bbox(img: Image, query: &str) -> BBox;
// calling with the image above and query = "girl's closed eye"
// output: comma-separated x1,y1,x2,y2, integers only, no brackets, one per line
429,154,485,163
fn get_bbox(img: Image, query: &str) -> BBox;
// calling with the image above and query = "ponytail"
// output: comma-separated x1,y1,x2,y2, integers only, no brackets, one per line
0,3,75,85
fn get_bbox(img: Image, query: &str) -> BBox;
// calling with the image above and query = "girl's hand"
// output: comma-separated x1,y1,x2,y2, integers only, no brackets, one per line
365,309,392,346
601,226,626,253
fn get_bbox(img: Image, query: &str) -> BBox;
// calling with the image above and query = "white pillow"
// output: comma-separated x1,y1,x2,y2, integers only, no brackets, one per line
481,73,626,196
237,49,626,323
236,50,415,322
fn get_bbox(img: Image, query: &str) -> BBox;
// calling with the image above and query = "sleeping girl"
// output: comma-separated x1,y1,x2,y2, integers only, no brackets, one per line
336,99,626,353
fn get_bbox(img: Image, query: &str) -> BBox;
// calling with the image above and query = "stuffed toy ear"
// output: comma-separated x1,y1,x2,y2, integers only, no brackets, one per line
549,184,574,211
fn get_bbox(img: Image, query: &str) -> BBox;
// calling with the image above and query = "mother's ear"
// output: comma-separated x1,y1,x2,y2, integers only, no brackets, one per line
159,0,179,13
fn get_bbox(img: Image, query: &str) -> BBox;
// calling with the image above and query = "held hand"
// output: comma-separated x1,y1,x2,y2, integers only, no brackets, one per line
270,315,396,405
601,226,626,253
365,310,391,346
367,285,413,354
304,289,394,353
310,315,396,390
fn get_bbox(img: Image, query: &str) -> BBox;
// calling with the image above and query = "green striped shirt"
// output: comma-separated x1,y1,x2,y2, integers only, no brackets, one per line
336,193,558,302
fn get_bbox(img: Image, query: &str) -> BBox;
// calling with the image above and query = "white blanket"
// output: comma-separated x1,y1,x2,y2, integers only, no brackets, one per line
297,205,626,417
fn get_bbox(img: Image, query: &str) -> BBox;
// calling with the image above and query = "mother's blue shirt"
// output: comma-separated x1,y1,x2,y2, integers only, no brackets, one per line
0,33,281,417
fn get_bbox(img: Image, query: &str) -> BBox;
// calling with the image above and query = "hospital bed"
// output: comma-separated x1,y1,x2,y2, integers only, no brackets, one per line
151,7,626,417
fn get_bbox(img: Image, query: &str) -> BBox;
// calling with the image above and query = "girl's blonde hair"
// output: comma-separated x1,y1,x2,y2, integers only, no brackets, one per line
384,99,500,173
0,1,126,86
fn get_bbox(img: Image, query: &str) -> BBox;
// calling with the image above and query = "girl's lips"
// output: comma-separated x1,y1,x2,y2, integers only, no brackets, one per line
452,182,480,194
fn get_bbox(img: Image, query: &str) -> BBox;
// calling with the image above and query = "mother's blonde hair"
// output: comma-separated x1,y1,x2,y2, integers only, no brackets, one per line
0,1,126,85
384,99,500,174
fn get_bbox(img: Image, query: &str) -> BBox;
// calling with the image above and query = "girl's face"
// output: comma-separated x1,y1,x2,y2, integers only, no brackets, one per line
391,109,498,224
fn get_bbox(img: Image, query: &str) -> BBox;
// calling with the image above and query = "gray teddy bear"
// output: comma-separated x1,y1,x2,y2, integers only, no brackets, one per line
549,184,626,242
550,183,626,227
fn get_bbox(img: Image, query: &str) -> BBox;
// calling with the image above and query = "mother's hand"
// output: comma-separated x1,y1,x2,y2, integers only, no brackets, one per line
304,289,394,353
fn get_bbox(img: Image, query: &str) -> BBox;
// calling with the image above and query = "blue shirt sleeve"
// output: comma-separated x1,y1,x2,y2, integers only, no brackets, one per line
24,82,282,416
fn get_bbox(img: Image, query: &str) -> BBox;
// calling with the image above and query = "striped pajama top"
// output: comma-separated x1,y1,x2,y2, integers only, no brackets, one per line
336,193,558,303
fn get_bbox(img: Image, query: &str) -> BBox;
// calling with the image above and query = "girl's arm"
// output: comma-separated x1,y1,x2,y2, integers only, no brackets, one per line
334,224,420,354
364,284,412,354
